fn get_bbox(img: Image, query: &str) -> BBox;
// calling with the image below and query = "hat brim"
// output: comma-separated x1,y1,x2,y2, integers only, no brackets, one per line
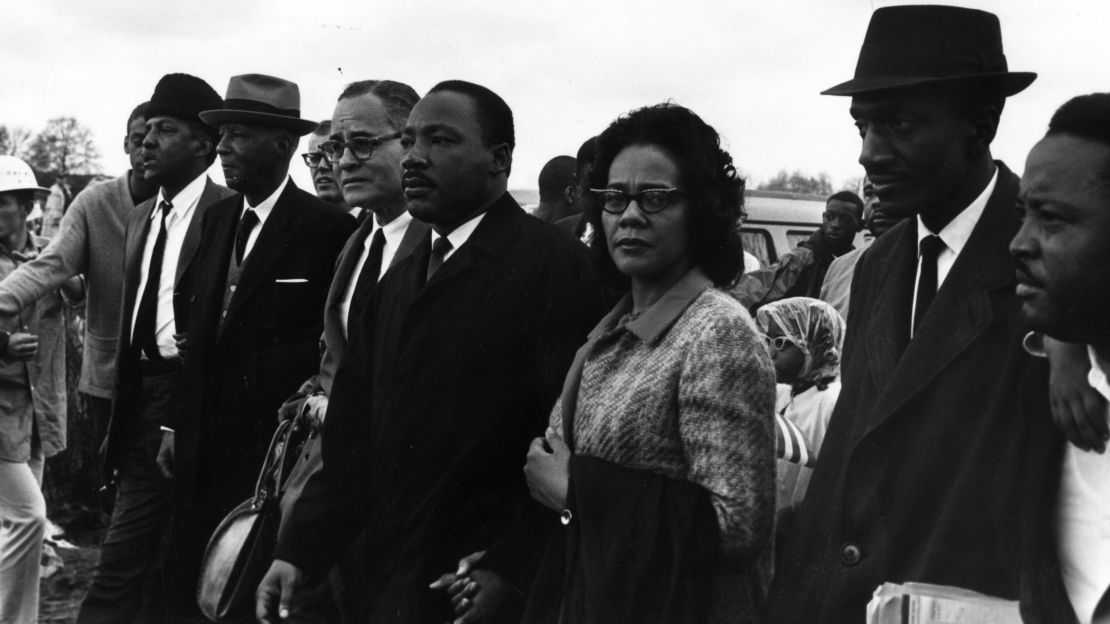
199,109,318,135
821,72,1037,97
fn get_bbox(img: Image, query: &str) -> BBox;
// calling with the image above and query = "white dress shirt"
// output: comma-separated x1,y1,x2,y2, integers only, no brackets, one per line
338,211,414,338
130,172,207,358
239,176,289,262
432,211,487,264
910,168,998,333
1057,346,1110,624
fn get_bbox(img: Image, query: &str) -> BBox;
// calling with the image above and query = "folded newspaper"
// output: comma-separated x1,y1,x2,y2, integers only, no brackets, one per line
866,582,1021,624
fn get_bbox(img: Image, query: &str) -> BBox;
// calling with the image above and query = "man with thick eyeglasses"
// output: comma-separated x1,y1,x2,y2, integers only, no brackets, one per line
302,120,348,211
730,190,863,312
273,79,429,622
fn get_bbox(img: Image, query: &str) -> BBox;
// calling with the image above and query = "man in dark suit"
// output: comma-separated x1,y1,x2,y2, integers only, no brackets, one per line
1011,93,1110,624
275,79,429,622
77,73,234,624
765,7,1064,623
259,80,604,623
157,74,353,619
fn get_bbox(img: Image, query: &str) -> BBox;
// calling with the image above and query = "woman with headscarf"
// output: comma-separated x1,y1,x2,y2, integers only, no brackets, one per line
755,297,845,538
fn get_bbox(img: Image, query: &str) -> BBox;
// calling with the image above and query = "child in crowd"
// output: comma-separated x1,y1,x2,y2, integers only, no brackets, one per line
756,297,845,540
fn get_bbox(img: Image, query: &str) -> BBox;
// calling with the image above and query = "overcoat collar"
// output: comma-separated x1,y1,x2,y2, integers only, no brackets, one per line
415,192,521,293
864,162,1021,433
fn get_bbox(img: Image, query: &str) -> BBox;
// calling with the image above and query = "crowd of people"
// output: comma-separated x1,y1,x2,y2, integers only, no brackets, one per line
0,4,1107,624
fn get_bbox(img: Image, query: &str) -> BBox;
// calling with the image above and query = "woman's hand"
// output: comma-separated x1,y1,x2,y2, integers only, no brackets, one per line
524,428,570,512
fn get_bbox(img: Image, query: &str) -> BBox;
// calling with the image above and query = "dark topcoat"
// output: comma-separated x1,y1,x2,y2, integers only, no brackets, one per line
765,164,1065,623
276,193,607,622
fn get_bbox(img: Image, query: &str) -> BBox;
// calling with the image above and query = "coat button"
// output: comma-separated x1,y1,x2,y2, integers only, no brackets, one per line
840,542,862,566
229,285,237,292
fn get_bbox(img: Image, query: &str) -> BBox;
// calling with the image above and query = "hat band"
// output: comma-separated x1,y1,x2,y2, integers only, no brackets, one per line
222,98,302,119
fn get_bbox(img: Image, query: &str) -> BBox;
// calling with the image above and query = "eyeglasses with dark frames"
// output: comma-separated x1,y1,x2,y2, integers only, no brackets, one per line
318,131,402,166
301,151,326,168
590,188,685,214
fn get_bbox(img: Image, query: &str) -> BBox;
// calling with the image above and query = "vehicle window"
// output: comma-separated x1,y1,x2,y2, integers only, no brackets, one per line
741,229,775,267
787,229,816,251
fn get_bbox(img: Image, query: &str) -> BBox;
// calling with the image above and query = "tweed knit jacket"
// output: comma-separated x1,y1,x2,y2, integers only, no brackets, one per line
551,268,777,621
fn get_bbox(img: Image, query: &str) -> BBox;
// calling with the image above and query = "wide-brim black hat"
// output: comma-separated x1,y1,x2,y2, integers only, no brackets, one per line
822,5,1036,97
200,74,317,135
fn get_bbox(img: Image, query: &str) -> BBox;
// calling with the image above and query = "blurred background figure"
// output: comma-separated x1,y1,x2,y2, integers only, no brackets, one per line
755,297,844,549
819,177,909,321
731,190,863,312
532,154,576,224
303,120,351,217
40,173,73,238
555,137,597,244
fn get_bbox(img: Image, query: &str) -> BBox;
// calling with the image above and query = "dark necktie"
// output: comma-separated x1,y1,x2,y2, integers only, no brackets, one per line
349,228,387,324
235,209,260,266
426,235,453,281
913,234,945,335
134,200,173,359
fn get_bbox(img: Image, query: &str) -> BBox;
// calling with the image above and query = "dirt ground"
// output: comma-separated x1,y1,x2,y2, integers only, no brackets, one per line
39,534,99,623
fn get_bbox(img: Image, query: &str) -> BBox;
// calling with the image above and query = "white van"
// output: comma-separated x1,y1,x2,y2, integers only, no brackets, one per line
740,189,870,269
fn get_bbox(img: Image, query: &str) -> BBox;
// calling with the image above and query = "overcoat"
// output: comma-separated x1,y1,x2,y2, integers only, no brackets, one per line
766,163,1065,623
104,178,234,477
276,193,606,622
172,180,352,518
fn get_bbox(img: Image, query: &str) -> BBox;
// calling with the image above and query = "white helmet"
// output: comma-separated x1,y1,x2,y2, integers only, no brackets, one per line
0,156,50,196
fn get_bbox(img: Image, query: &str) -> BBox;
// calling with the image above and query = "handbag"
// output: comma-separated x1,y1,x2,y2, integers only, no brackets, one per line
196,418,297,622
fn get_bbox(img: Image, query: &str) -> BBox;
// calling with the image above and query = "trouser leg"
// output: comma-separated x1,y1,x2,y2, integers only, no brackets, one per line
77,370,177,624
0,444,46,624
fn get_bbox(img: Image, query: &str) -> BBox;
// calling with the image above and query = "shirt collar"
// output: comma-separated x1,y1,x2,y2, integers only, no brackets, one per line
153,171,207,222
1087,345,1110,404
591,268,713,344
432,211,487,252
242,176,290,225
378,210,412,245
916,167,998,252
348,206,363,220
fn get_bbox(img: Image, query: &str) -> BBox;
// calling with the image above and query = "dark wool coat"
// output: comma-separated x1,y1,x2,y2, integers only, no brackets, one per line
172,181,352,522
276,193,607,622
765,164,1065,623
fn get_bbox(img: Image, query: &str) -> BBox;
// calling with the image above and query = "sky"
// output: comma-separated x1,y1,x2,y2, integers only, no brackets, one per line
4,0,1109,195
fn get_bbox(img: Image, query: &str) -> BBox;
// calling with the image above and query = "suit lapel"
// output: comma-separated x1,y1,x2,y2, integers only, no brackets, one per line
221,184,299,332
119,198,158,345
863,220,917,397
391,218,430,270
416,194,520,297
865,165,1021,433
174,178,218,287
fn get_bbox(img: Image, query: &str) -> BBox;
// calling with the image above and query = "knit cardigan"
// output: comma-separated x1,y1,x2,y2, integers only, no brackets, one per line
550,269,777,622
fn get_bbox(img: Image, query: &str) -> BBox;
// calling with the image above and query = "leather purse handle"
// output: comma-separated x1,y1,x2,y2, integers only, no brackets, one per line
252,419,294,509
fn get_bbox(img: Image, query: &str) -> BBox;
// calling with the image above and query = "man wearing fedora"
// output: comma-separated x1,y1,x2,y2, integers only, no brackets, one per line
77,73,234,624
157,73,353,620
765,6,1065,622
